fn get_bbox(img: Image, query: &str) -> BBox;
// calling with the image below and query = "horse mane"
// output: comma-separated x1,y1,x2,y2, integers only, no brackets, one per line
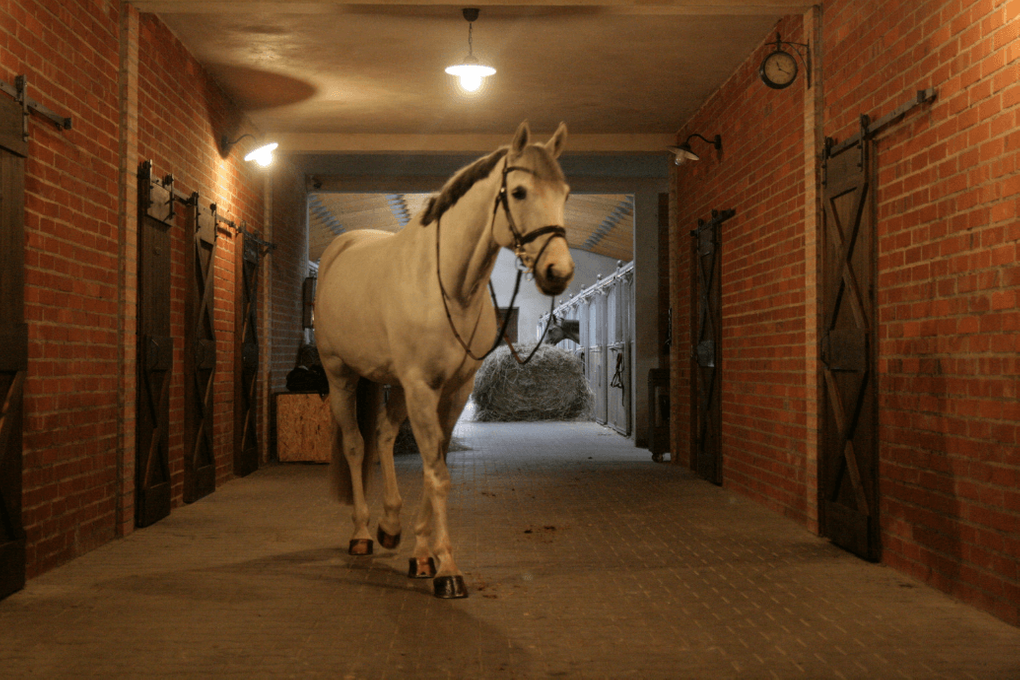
419,143,567,226
421,147,509,226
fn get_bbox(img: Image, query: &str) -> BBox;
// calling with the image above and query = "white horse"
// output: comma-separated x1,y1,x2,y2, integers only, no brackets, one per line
315,121,574,598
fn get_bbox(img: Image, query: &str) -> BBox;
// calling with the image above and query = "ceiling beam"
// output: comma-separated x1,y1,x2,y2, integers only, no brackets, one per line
279,132,676,155
131,1,813,15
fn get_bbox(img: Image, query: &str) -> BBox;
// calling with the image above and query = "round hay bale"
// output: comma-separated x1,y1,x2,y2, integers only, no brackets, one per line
471,344,594,422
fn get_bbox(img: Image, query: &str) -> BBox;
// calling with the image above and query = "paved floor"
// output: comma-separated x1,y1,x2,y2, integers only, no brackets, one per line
2,412,1019,679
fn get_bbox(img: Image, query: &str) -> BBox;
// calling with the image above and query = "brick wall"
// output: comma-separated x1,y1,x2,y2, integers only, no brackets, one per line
135,13,264,493
6,2,270,579
672,16,813,525
823,0,1019,626
672,1,1019,626
9,0,122,576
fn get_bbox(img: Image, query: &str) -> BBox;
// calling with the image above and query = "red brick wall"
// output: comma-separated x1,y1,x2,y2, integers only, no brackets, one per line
8,0,122,576
6,2,269,579
822,0,1019,626
672,1,1019,626
135,13,264,495
672,16,813,525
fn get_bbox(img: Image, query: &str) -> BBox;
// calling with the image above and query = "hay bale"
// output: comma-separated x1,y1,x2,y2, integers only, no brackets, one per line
471,344,594,422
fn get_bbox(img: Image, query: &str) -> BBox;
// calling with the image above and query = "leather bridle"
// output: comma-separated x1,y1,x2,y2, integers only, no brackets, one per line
436,158,568,363
494,161,568,274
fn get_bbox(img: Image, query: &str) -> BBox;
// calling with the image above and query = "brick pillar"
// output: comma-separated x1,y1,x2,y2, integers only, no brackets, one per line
116,3,140,537
802,4,823,534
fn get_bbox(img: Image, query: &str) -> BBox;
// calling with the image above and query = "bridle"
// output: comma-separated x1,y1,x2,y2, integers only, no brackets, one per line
494,162,568,272
436,157,568,364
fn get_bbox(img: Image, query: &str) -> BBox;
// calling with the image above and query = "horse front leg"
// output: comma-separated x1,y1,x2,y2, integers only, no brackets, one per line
405,381,467,598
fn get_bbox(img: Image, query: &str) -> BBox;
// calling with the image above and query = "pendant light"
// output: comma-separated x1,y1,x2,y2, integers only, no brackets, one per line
445,8,496,93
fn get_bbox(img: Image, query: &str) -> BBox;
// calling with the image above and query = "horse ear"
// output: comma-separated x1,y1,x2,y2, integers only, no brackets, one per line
511,120,530,154
546,122,568,158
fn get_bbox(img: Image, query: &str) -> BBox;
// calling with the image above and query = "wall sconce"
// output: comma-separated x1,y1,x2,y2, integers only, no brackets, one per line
222,133,279,167
668,133,722,165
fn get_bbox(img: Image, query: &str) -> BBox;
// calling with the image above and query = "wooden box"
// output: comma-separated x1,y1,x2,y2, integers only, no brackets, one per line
275,392,333,462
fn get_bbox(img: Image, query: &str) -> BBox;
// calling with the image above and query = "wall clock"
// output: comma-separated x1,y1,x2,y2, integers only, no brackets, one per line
758,33,811,90
760,49,798,89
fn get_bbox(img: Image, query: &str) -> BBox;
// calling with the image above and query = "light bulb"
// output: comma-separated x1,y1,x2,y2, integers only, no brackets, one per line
459,74,482,92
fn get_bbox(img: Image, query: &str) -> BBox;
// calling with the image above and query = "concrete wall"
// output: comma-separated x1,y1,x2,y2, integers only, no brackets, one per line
268,164,309,390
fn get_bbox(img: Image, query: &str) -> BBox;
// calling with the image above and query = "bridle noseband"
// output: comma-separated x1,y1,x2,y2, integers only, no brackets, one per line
435,157,568,364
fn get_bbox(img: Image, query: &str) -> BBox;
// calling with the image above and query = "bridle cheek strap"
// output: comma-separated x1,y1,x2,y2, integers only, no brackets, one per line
494,163,569,272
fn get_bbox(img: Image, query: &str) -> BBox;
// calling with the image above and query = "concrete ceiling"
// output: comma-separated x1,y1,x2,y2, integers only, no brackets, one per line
138,0,810,259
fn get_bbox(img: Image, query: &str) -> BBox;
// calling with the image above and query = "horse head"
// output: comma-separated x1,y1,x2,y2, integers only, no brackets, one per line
494,121,575,296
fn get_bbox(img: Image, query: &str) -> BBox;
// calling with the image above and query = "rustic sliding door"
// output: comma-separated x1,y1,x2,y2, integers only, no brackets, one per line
0,96,27,600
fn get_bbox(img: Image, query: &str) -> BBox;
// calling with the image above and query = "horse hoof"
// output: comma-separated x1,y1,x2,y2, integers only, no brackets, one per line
408,557,437,579
348,538,373,556
433,575,468,599
377,527,401,550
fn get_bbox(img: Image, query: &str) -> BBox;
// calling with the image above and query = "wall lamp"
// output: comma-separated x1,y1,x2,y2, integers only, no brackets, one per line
222,133,279,167
668,133,722,165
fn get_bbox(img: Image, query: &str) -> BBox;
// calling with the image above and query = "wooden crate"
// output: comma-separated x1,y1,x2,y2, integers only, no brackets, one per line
275,392,333,462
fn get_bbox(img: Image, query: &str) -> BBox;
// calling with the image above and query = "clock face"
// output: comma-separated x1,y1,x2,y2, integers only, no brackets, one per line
760,50,798,89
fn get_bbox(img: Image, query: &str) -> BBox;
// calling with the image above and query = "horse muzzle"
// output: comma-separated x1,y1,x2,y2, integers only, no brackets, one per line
532,235,574,296
537,266,573,296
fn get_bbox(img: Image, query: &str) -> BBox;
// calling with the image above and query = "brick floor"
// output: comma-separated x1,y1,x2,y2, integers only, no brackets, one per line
2,413,1019,679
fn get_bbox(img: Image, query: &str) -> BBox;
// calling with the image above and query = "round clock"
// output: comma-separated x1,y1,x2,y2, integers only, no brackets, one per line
760,49,798,89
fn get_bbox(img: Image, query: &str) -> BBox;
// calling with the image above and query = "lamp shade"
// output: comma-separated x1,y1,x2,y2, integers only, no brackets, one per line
244,142,278,167
668,145,700,164
445,57,496,92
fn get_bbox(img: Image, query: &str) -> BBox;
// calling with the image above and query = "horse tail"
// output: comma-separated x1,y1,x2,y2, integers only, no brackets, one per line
329,378,380,505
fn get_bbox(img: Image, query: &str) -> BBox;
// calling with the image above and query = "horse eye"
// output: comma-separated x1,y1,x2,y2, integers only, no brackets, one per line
511,187,527,200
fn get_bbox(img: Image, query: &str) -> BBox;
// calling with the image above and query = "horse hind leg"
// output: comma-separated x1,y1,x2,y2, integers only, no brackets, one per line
375,386,407,550
328,376,376,556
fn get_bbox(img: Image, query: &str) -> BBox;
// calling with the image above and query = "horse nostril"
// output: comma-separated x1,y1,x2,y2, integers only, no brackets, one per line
545,263,560,282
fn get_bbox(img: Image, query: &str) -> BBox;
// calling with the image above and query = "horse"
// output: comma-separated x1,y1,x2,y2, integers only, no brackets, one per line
314,121,574,598
544,315,581,345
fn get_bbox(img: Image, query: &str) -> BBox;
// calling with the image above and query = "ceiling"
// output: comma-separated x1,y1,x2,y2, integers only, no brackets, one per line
138,0,811,259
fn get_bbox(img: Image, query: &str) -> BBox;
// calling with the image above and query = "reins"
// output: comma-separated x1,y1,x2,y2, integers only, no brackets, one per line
434,158,566,365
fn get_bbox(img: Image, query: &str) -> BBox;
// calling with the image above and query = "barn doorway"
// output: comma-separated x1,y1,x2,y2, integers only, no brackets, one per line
286,149,667,461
